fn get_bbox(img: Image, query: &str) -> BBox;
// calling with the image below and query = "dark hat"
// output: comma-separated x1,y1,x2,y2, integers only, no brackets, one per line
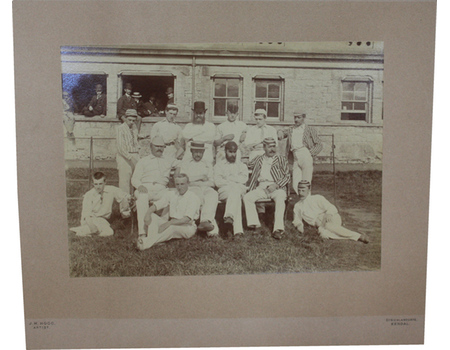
298,180,311,188
166,87,174,94
132,92,142,99
227,102,239,114
124,83,132,89
225,141,238,151
190,141,206,150
263,137,276,146
192,101,207,113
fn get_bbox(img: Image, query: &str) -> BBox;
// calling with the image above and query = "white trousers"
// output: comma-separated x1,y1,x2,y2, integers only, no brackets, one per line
218,184,246,235
70,217,113,237
243,187,286,232
292,148,313,194
316,214,361,241
139,213,197,250
134,184,168,235
190,186,219,235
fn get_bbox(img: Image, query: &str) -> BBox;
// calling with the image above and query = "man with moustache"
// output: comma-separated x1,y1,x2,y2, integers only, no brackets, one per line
214,102,247,163
142,94,159,117
131,136,174,237
214,141,248,239
278,112,322,193
180,101,216,164
82,83,107,118
116,109,140,213
244,109,278,161
175,142,219,237
243,137,290,240
293,181,369,243
165,87,175,105
137,174,201,250
150,104,183,161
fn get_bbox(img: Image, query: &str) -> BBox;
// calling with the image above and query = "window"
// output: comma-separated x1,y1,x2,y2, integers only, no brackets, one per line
212,76,242,118
119,72,176,111
341,78,372,121
61,73,107,114
253,76,284,120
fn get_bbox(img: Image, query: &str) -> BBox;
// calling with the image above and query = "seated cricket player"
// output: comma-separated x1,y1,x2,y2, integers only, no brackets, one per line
137,173,201,250
175,141,219,236
213,141,248,238
69,171,131,237
292,180,370,243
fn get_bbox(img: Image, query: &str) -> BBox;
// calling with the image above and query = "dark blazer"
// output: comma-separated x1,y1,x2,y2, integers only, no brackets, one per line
87,94,107,115
278,125,323,159
247,154,290,192
116,94,137,119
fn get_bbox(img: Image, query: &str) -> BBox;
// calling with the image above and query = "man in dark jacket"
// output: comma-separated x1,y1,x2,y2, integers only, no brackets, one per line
82,84,107,117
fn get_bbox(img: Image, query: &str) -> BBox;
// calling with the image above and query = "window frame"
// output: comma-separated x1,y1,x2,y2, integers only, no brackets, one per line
211,74,243,121
252,75,285,121
340,76,374,123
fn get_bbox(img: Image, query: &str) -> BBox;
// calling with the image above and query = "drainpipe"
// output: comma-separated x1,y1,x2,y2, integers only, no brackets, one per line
191,56,196,108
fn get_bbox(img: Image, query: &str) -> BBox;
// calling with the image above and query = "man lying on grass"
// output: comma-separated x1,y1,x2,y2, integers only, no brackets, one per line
70,171,132,237
137,173,201,250
293,180,370,244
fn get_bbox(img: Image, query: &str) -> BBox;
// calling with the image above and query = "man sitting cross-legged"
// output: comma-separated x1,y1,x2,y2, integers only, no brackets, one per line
175,141,219,237
213,141,248,239
137,174,201,250
293,180,370,243
243,137,290,240
70,172,131,237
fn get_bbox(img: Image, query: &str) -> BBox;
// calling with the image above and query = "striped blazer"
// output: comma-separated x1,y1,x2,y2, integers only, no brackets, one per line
279,125,323,158
247,154,290,192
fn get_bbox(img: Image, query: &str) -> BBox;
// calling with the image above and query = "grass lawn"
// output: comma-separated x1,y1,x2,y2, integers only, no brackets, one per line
66,169,381,277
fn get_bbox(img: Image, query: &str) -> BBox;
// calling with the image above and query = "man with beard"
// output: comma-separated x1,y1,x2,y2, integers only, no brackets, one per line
293,181,369,243
244,109,278,161
214,102,247,163
150,104,183,161
82,84,107,118
131,136,175,237
180,101,216,164
175,142,219,237
116,109,140,213
243,137,290,240
214,141,248,239
278,112,322,193
137,174,201,250
70,172,131,237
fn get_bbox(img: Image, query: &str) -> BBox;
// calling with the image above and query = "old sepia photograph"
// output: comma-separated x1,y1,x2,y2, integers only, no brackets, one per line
61,42,383,277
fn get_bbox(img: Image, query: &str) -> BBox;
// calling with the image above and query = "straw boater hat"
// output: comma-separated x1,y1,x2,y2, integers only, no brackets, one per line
125,109,138,118
190,141,206,150
255,108,267,117
192,101,207,113
132,92,142,99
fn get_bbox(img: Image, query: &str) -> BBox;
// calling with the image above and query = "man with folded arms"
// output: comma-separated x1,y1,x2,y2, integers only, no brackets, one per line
293,180,369,243
131,136,174,237
175,141,219,237
70,172,131,237
214,102,247,163
214,141,248,239
243,137,290,240
82,83,107,118
150,104,183,161
137,174,201,250
244,109,278,162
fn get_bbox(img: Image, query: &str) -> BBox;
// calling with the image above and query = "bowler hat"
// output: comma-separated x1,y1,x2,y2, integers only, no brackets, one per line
192,101,207,113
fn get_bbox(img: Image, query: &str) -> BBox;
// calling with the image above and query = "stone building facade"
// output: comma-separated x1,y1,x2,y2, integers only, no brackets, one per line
61,42,383,166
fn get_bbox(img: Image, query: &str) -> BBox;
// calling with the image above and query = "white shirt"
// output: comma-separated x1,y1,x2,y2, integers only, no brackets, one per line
258,155,275,185
213,159,248,188
215,120,248,147
131,154,174,188
182,121,216,145
150,119,182,145
244,124,278,150
178,158,214,185
154,190,200,221
81,185,128,222
291,124,305,150
292,194,338,227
